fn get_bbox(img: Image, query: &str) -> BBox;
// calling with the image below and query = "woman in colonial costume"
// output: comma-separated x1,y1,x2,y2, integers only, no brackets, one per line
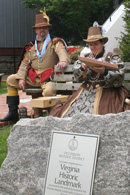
50,25,130,117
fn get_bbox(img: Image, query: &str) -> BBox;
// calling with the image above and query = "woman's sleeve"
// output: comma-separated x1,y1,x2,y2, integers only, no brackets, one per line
104,55,125,88
73,60,92,82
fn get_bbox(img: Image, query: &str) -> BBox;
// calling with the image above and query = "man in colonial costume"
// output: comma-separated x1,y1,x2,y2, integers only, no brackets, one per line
0,11,70,122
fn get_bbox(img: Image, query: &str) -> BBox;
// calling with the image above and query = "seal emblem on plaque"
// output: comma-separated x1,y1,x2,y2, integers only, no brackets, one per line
68,136,78,151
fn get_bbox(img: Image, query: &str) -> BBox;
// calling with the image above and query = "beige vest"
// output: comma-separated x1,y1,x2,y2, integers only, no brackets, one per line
28,41,59,75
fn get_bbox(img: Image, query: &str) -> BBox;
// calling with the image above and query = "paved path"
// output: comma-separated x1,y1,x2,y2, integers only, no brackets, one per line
0,91,32,128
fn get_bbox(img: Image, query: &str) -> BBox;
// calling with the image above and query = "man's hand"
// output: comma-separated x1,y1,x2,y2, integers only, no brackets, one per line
57,61,67,70
19,80,25,90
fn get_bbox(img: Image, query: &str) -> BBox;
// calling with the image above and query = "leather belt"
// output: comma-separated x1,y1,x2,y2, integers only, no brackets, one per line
82,81,105,90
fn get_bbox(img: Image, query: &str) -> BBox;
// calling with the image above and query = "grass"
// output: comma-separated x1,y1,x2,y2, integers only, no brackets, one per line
0,82,7,94
0,81,10,167
0,125,13,167
0,81,47,168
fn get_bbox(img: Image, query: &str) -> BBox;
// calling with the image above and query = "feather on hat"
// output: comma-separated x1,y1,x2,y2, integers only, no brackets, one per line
32,11,52,29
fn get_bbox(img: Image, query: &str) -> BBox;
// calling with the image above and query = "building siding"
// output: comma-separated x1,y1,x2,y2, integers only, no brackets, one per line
0,0,37,48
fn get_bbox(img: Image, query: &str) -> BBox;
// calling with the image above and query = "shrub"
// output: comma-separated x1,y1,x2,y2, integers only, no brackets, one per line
119,0,130,62
68,47,83,64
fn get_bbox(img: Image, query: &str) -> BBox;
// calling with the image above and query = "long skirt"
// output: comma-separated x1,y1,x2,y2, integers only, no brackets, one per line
49,83,130,118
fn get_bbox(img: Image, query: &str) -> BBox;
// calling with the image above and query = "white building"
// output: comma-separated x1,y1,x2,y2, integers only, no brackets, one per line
0,0,37,48
103,4,125,53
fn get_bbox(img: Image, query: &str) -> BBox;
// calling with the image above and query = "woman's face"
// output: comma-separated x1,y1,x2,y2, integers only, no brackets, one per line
88,40,104,56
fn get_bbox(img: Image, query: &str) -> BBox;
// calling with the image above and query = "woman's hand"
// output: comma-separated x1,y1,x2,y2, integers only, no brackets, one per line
19,80,25,90
81,63,87,70
90,66,105,74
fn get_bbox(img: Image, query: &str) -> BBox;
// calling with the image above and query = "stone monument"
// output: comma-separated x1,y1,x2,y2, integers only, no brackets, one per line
0,111,130,195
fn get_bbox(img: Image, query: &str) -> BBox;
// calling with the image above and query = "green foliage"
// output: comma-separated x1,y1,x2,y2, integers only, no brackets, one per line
0,82,7,95
119,0,130,61
0,125,12,167
22,0,114,45
69,47,83,63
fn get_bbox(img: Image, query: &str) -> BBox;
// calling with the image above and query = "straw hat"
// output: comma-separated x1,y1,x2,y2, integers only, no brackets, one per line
83,26,108,44
32,13,52,29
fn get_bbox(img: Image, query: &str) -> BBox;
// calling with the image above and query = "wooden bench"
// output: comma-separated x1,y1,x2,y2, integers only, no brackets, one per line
28,64,80,117
53,62,130,92
24,64,80,97
23,88,42,99
23,62,130,95
53,63,130,92
53,64,81,94
124,62,130,91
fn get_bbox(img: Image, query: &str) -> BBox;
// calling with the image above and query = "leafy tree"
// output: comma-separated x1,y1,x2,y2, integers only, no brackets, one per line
119,0,130,61
22,0,114,45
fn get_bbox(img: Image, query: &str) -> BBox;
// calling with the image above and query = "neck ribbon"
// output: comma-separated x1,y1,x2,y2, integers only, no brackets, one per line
35,33,51,58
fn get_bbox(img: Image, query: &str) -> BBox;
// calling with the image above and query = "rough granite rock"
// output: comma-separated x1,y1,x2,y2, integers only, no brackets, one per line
0,111,130,195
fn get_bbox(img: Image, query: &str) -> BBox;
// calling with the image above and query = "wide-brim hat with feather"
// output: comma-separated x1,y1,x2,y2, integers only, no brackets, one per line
32,11,52,29
83,26,108,44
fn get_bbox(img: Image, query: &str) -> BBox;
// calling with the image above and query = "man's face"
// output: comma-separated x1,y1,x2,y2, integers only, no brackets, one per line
35,26,49,40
